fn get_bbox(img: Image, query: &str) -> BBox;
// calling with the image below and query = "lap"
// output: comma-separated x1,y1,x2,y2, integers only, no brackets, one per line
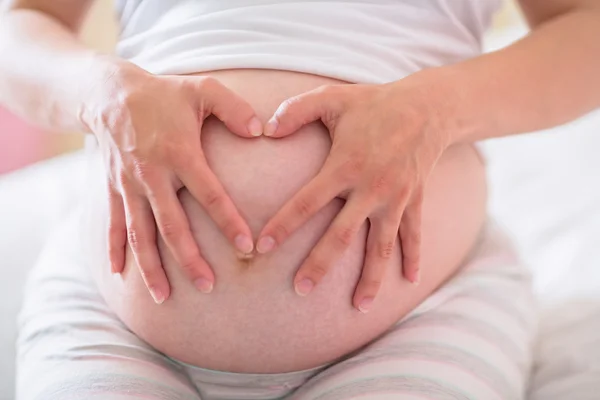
294,223,535,400
16,213,200,400
17,214,535,400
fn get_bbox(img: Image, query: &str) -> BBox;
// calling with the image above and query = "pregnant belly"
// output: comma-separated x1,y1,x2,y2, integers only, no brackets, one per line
84,69,487,373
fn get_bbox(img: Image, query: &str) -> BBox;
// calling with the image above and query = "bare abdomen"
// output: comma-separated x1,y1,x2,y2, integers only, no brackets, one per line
85,69,487,373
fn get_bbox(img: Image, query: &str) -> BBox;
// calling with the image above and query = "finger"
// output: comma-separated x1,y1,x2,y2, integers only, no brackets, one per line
352,215,400,313
263,85,345,138
195,77,263,137
108,183,127,274
294,196,371,296
122,184,170,304
146,182,215,294
177,158,254,256
257,167,344,255
400,189,424,284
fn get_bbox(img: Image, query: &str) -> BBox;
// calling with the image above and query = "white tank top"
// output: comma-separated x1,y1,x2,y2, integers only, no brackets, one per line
115,0,501,84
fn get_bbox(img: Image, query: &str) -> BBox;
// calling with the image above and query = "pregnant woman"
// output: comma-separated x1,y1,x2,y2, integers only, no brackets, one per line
2,0,600,399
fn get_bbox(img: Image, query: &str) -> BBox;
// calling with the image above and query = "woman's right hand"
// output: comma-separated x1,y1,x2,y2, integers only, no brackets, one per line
82,60,262,304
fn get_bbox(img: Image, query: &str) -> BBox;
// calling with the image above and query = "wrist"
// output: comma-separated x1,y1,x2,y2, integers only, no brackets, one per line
73,51,110,133
77,54,150,135
398,66,480,147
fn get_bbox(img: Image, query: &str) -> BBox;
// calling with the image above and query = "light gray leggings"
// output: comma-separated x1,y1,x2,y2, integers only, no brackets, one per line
16,214,535,400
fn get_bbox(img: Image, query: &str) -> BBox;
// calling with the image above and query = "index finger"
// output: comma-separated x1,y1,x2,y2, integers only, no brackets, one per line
256,167,344,254
121,184,170,304
293,196,372,296
193,77,263,138
146,180,216,293
177,156,255,256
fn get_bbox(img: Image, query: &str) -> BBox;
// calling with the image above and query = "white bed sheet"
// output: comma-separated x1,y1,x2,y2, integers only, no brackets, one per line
483,24,600,398
482,112,600,399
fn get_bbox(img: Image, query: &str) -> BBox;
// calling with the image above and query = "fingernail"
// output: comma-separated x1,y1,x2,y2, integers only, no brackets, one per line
256,236,276,254
358,297,374,314
410,270,420,285
194,278,214,294
247,117,263,137
234,234,254,254
263,118,278,137
149,287,165,304
295,278,314,296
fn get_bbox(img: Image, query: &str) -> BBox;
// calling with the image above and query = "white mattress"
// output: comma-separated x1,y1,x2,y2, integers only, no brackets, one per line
1,24,600,400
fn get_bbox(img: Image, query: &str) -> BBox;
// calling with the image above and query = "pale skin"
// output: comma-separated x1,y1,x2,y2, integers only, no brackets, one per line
1,0,599,312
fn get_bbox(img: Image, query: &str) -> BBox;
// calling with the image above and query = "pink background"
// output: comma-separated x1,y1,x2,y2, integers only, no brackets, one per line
0,107,45,174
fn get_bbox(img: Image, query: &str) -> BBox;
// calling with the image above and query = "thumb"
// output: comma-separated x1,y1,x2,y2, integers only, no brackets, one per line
195,77,263,138
264,85,344,138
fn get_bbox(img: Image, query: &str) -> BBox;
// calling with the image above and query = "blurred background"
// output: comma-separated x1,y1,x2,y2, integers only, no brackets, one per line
0,0,524,175
0,0,117,174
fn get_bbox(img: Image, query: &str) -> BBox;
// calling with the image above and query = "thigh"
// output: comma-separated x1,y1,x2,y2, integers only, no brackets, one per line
16,213,200,400
292,223,537,400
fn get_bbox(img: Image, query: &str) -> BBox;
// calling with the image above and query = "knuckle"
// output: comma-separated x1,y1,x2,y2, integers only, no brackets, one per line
131,160,155,183
120,89,141,110
371,174,392,194
338,154,366,183
125,140,151,161
333,226,356,249
198,76,219,91
293,196,315,219
164,145,191,168
203,189,225,210
179,258,200,276
398,187,412,203
118,170,130,188
127,228,146,250
278,96,301,115
305,257,329,280
138,267,159,286
218,216,239,239
378,239,395,260
272,222,290,242
159,219,182,240
316,84,339,97
108,226,125,244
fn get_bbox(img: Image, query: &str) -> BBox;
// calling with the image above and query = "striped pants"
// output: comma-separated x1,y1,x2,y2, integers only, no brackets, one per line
16,216,535,400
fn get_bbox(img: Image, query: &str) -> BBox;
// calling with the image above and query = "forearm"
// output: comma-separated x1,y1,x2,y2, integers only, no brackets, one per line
0,8,110,132
428,7,600,143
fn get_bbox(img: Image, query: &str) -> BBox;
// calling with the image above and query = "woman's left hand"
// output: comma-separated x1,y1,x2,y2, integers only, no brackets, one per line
256,77,452,313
